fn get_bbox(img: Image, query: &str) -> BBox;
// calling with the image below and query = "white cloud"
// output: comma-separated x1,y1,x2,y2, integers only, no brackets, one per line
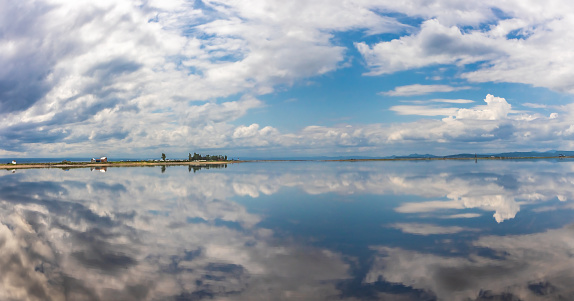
453,94,511,120
381,84,472,96
232,124,280,147
357,19,500,76
430,98,474,104
257,95,571,155
0,0,404,156
523,103,548,109
2,0,574,156
274,94,521,154
357,2,574,93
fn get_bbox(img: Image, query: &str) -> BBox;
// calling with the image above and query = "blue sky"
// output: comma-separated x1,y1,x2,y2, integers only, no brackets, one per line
1,0,574,158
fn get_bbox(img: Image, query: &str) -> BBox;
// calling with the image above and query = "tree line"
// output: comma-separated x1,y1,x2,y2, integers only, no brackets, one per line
188,152,227,161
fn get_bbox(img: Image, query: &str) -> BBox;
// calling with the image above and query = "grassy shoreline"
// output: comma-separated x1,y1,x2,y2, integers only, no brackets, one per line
2,156,573,170
0,161,235,170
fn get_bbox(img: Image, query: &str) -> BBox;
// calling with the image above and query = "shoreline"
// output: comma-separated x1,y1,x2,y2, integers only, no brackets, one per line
2,156,573,170
0,161,235,170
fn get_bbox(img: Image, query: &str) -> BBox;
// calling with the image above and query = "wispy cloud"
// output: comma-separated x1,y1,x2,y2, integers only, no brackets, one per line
522,103,548,109
390,105,459,116
401,99,474,104
430,98,475,104
381,84,472,96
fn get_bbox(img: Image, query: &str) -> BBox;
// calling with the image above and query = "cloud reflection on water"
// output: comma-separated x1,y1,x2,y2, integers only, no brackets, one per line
0,166,353,300
365,225,574,300
0,161,573,300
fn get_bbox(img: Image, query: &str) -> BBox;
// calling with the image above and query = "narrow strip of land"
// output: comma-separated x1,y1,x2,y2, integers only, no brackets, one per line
0,161,234,170
2,155,572,170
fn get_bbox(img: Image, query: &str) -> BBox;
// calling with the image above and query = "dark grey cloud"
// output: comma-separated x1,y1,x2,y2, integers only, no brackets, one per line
0,127,70,151
0,77,52,113
422,31,495,58
0,3,146,153
86,58,143,79
0,1,80,115
0,96,136,150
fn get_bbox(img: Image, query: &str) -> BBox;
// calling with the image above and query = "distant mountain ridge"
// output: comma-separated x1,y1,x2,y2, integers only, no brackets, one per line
442,150,574,159
240,150,574,160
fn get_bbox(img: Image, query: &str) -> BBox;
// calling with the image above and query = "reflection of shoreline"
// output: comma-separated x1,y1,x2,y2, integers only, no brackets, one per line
3,156,572,170
90,167,107,173
0,161,236,170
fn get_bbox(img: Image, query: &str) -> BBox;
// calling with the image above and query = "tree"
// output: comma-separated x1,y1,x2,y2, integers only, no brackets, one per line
161,153,166,161
188,153,192,161
192,152,200,161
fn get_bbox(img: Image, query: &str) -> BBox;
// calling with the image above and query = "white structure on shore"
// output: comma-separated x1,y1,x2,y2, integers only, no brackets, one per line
91,157,108,163
11,160,16,165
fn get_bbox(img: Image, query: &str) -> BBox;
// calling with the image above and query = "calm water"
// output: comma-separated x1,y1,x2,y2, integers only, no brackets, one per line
1,160,574,300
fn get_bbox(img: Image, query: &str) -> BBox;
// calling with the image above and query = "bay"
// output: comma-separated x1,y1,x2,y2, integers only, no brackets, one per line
1,160,573,300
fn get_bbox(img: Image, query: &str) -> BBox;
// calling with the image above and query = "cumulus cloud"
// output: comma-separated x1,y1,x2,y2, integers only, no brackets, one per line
0,0,403,156
452,94,512,120
272,94,574,156
356,19,500,76
356,1,574,93
2,0,574,156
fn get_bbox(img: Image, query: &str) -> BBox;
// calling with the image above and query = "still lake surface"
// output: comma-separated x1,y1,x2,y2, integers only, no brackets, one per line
1,160,574,300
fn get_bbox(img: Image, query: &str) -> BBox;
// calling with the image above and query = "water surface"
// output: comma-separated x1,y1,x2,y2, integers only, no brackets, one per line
1,160,574,300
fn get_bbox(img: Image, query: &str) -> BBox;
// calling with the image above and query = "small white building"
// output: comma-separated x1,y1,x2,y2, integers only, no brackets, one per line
11,160,16,165
91,157,108,163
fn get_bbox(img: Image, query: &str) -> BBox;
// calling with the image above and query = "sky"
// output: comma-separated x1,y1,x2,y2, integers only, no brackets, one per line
2,0,574,158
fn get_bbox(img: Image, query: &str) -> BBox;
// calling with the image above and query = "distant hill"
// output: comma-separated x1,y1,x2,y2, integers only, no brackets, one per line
442,150,574,159
388,153,439,159
240,150,574,161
